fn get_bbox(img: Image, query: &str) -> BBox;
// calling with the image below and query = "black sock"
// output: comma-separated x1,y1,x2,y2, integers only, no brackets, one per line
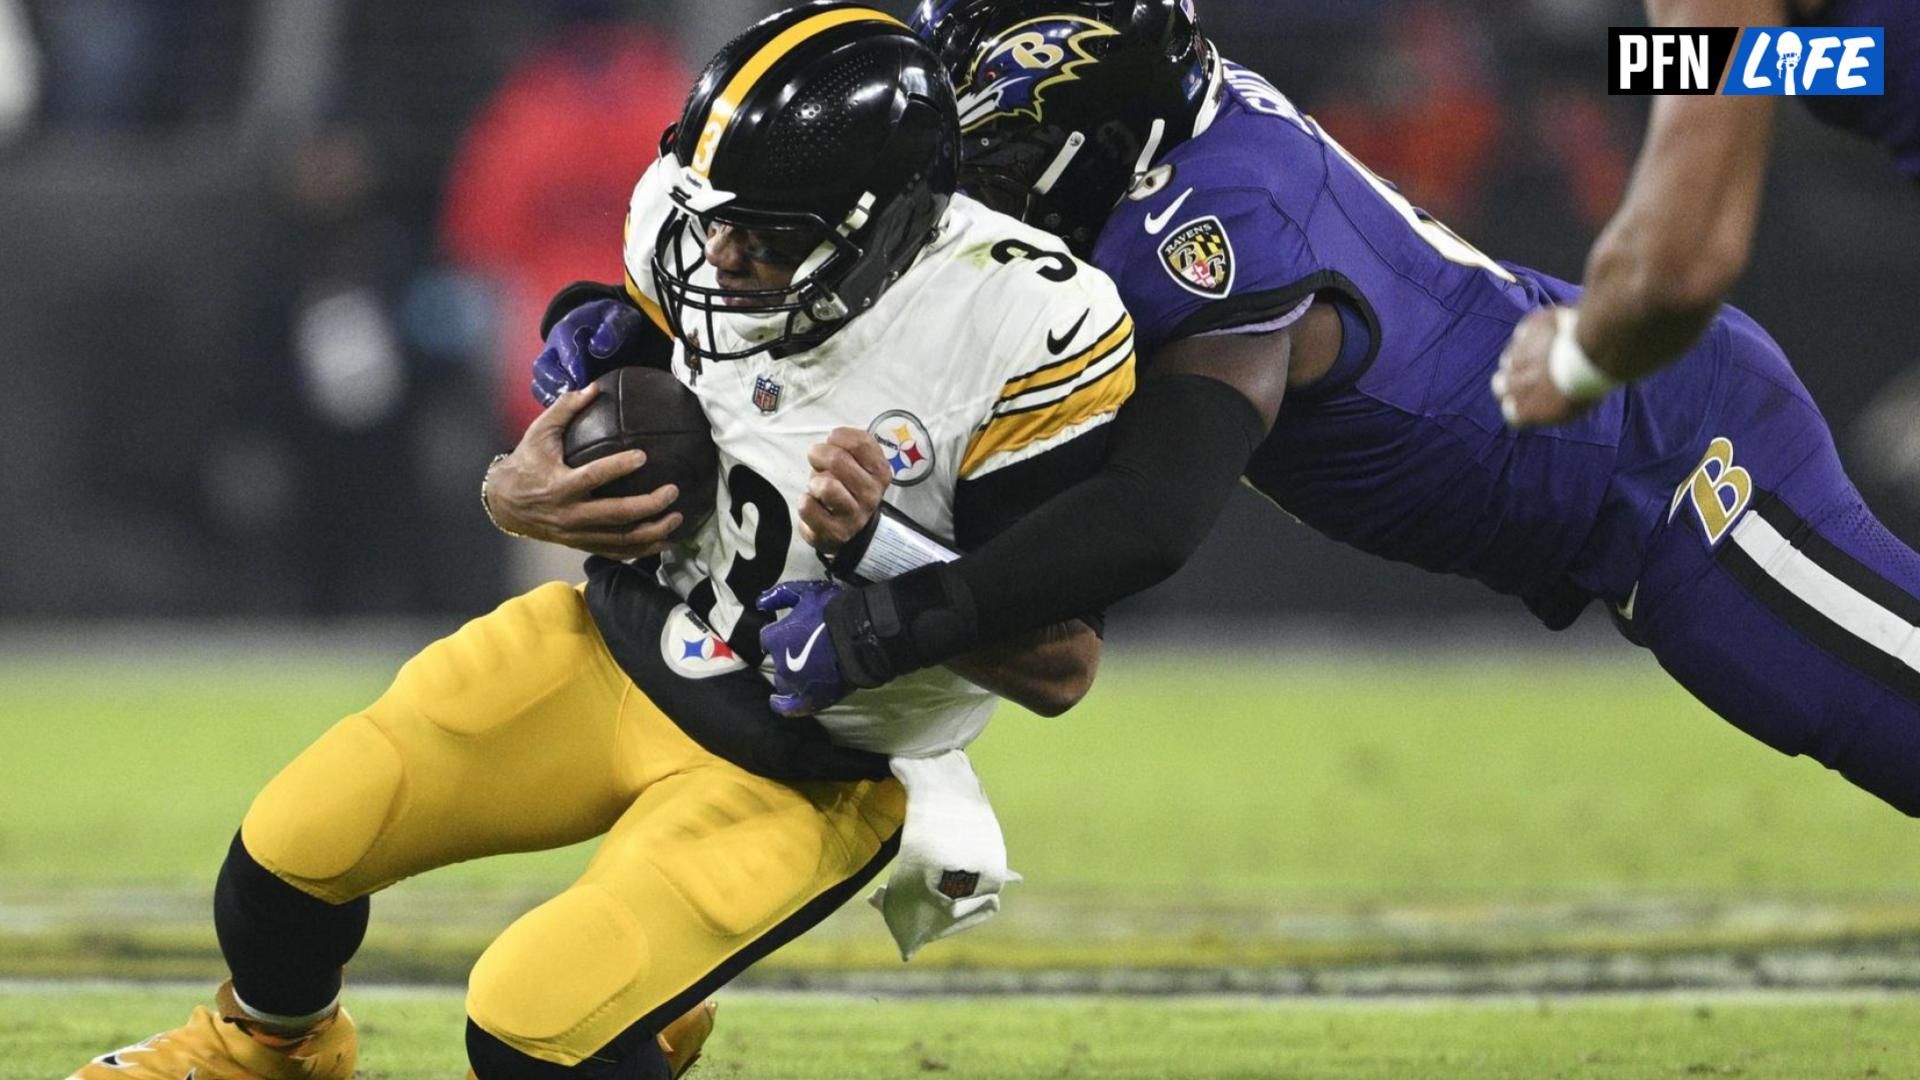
212,830,369,1018
467,1019,671,1080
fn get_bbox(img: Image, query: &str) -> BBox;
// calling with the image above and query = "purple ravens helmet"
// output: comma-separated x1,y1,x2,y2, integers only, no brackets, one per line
912,0,1216,254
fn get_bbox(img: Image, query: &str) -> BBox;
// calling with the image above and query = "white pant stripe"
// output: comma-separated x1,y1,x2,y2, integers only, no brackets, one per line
1730,512,1920,673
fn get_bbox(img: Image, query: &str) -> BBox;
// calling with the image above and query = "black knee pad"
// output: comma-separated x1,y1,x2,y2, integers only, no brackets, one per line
466,1018,670,1080
213,830,369,1017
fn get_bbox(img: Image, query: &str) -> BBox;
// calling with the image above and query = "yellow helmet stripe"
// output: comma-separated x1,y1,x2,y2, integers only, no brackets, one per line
690,7,907,179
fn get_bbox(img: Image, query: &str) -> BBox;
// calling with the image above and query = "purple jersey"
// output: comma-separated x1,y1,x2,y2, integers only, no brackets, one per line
1796,0,1920,178
1096,63,1653,625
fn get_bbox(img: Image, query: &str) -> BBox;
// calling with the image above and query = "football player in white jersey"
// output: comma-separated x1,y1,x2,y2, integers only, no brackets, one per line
68,5,1134,1080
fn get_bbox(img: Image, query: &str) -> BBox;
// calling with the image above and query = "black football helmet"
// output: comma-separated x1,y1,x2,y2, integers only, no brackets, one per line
912,0,1217,255
653,2,960,363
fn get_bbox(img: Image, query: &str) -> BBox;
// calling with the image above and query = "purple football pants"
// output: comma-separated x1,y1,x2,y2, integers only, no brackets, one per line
1611,308,1920,815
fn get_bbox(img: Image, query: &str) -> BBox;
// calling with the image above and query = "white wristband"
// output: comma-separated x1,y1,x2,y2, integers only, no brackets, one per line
843,504,960,583
1546,308,1619,403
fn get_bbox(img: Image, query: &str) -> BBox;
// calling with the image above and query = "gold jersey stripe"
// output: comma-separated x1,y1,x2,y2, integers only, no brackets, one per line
691,7,906,179
621,211,673,336
961,352,1137,477
623,272,673,337
998,315,1133,402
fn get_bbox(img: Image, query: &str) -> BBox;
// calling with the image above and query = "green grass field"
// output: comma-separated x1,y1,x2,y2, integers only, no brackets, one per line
11,986,1918,1080
5,644,1920,1074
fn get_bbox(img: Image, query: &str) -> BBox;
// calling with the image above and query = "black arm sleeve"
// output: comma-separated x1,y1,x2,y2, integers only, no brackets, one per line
951,412,1115,637
826,372,1267,687
950,425,1111,553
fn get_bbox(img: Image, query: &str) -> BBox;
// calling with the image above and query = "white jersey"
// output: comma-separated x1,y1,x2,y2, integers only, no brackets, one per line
621,156,1136,757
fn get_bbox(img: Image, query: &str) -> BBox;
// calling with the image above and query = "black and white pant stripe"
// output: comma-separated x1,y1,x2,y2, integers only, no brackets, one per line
1716,495,1920,703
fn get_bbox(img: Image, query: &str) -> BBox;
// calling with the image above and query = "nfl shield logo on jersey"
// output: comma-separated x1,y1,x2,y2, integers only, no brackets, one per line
1159,216,1236,298
752,374,782,414
869,411,936,486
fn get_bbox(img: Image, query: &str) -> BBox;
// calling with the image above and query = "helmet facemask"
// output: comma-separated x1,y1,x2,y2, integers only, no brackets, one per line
653,177,871,363
652,5,960,365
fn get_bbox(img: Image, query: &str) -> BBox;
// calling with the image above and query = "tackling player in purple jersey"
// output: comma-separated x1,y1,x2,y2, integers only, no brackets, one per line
1498,0,1918,427
748,0,1920,816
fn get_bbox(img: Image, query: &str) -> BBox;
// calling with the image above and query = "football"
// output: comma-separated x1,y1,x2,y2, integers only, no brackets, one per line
562,366,719,538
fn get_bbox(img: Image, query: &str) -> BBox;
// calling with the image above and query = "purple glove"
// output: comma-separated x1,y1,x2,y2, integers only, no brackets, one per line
758,580,854,718
530,299,649,406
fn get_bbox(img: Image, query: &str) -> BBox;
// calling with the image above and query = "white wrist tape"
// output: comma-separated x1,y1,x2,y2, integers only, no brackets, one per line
843,504,960,583
1546,307,1619,403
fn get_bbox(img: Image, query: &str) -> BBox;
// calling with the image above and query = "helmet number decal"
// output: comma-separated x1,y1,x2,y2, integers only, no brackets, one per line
691,116,727,177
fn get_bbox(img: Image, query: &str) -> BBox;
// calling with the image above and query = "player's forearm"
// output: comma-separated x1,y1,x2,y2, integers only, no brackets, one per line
827,373,1267,691
945,620,1101,717
960,372,1264,635
1580,216,1732,383
1580,11,1776,381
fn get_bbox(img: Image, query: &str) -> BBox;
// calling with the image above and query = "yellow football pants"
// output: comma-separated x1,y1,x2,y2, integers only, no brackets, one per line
240,581,905,1066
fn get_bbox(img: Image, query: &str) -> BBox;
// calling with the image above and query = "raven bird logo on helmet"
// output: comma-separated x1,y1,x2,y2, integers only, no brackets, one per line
913,0,1216,255
653,2,960,364
954,16,1119,131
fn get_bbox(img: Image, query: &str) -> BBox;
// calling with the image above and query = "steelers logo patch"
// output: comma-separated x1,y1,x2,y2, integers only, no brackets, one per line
869,411,936,487
659,603,747,679
1158,216,1235,298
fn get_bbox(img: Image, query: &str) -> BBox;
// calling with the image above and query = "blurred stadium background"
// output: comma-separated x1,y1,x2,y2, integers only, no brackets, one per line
4,0,1920,621
4,0,1920,1076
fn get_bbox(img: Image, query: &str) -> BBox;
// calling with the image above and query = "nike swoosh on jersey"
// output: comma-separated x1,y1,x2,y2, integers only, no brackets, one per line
1144,188,1196,235
1616,582,1640,622
785,624,827,671
1047,309,1090,354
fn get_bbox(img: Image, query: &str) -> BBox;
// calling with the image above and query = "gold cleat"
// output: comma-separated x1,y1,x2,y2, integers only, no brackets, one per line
68,981,356,1080
657,999,719,1077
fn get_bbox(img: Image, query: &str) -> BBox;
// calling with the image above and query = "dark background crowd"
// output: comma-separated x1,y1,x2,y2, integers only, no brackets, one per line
2,0,1916,630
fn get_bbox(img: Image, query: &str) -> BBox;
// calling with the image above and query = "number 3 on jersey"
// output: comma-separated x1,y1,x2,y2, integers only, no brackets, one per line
683,463,791,661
